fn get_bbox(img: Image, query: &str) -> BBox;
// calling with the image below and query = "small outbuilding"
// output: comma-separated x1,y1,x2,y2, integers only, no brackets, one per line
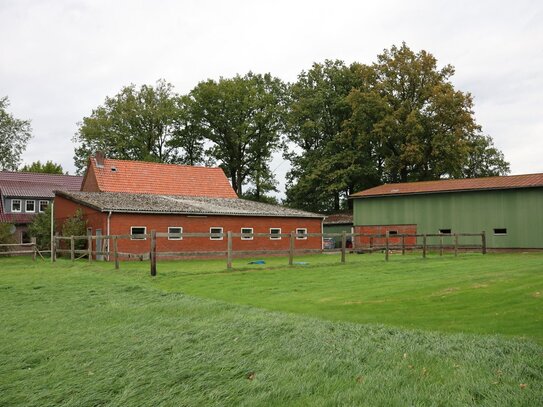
54,155,324,257
350,173,543,250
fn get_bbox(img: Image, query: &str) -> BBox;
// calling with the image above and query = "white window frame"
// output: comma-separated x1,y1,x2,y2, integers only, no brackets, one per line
39,200,49,213
130,226,147,240
296,228,308,240
210,227,223,240
168,226,183,240
493,228,507,236
11,199,22,212
269,228,282,240
25,200,35,212
241,227,254,240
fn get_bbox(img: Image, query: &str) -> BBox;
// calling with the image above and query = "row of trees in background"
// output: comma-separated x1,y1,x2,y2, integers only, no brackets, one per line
72,43,509,213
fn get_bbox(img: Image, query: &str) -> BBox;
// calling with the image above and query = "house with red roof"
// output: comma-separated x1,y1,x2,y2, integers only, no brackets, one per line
0,171,83,243
54,154,324,258
350,173,543,249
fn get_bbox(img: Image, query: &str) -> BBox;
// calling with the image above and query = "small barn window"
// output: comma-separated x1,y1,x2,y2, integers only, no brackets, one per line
25,200,35,212
388,230,398,236
11,199,22,212
39,200,49,213
439,229,452,235
270,228,281,240
241,228,253,240
296,228,308,240
493,228,507,235
168,227,183,240
130,226,147,240
210,227,223,240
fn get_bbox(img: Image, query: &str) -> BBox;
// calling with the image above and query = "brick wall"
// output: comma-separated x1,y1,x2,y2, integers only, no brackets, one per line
354,224,417,248
81,163,99,192
54,195,323,255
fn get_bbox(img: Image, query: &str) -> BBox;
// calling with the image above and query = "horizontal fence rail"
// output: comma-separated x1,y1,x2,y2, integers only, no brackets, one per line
46,230,488,276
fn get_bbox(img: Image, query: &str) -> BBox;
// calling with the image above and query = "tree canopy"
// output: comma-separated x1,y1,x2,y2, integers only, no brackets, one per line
284,44,509,212
185,72,287,198
73,80,204,173
0,96,32,171
20,160,65,174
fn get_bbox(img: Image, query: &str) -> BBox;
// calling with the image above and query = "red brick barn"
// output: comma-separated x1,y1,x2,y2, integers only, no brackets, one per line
54,156,324,258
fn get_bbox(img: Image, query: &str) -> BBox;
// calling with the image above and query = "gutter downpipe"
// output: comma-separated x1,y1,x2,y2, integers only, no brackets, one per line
106,211,112,261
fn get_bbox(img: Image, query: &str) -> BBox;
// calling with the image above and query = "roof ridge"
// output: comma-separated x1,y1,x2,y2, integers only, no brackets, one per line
97,157,225,171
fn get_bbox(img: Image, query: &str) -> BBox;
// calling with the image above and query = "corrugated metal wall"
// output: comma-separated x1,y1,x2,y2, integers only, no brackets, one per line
353,188,543,248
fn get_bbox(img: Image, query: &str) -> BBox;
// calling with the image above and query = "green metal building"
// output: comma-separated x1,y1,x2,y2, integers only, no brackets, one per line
351,173,543,249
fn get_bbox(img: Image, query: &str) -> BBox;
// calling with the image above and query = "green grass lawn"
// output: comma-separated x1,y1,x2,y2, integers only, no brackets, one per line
1,254,543,406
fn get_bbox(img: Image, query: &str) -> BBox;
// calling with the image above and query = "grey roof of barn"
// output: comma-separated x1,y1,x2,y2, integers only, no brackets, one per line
55,191,325,218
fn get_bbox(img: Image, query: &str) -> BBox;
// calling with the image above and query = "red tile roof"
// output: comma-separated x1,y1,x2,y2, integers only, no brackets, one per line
84,157,238,198
351,173,543,198
324,213,353,225
0,171,82,190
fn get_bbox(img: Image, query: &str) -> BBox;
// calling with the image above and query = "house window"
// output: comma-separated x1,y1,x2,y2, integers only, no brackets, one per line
39,200,49,213
439,229,452,235
241,227,253,240
270,228,281,240
296,228,308,240
210,227,223,240
25,200,35,212
168,227,183,240
11,199,22,212
493,228,507,235
130,226,147,240
388,230,398,236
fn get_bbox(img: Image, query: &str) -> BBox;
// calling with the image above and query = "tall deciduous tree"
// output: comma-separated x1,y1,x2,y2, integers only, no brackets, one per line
20,160,65,174
73,80,204,173
0,96,32,171
185,72,286,197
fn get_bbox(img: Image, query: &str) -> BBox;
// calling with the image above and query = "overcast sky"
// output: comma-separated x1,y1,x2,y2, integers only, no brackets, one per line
1,0,542,195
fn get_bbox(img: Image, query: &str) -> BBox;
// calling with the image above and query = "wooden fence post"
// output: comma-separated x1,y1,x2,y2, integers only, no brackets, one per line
31,237,36,261
227,231,233,270
341,230,346,263
88,235,92,262
439,235,443,256
150,230,157,276
481,231,487,255
289,231,294,266
53,233,58,262
401,235,405,255
385,231,389,261
369,236,373,254
114,236,119,270
454,233,458,257
70,236,75,262
422,234,427,258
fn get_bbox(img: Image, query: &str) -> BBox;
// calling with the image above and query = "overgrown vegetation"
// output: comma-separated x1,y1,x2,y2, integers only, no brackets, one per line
0,256,542,406
0,223,16,251
27,206,51,250
61,209,87,250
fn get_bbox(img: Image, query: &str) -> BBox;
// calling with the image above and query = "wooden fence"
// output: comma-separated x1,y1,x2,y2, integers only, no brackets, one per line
50,230,487,276
0,238,49,260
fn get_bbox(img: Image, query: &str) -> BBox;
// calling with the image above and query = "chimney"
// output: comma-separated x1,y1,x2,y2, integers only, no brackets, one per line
95,151,105,168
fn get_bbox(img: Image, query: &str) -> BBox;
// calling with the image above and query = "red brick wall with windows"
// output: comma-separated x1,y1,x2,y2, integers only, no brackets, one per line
354,224,417,248
54,194,323,254
109,213,322,253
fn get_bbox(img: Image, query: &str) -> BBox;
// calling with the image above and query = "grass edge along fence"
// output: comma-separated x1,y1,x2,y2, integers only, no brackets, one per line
51,231,487,276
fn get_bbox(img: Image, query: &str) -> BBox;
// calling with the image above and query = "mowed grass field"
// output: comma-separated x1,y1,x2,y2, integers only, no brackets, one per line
1,253,542,406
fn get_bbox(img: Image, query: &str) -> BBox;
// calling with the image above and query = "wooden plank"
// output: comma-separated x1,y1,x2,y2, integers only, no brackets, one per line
227,231,233,270
31,237,36,261
340,230,346,263
70,236,75,262
454,234,459,257
401,235,405,255
114,236,119,270
150,230,157,276
481,231,487,255
0,242,35,247
439,235,443,256
385,231,389,261
289,231,295,266
88,235,92,262
0,251,35,255
422,234,427,258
